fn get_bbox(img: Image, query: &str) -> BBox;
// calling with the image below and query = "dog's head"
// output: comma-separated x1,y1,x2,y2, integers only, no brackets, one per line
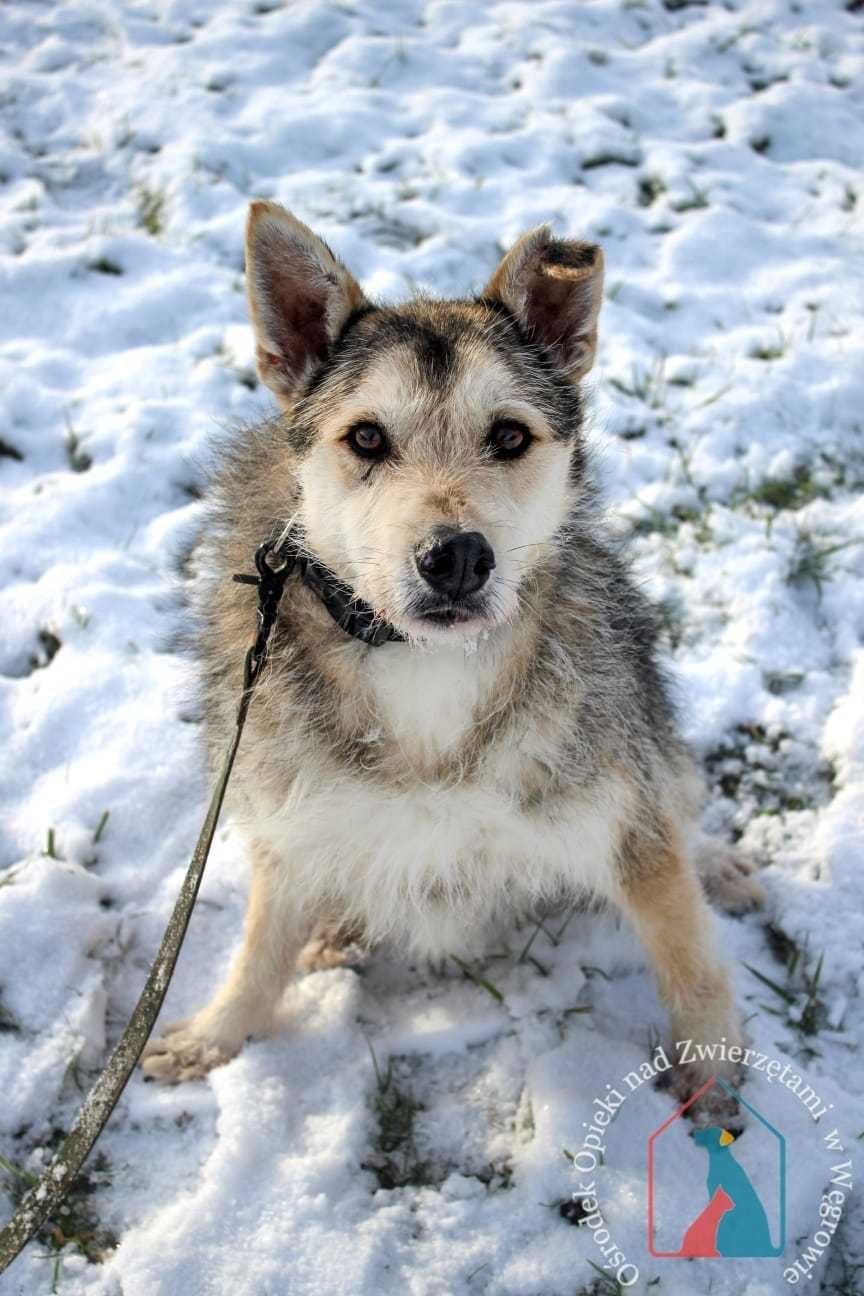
245,202,604,642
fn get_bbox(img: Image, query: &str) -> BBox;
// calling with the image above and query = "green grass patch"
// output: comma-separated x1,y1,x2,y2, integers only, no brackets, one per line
64,417,92,472
637,175,666,207
0,1146,115,1269
136,185,165,236
743,942,828,1044
706,722,835,830
362,1039,434,1190
788,531,864,598
450,954,505,1004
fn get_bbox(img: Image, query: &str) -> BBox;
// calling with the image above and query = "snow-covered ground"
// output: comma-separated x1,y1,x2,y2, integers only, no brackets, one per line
1,1,863,1293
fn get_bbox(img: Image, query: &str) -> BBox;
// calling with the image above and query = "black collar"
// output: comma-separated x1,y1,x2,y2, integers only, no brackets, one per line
235,535,405,649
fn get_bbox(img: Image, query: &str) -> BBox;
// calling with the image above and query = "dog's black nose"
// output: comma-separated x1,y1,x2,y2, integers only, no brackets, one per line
416,530,495,598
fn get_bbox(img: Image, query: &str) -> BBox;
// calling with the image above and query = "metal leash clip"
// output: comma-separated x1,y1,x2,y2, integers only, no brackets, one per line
233,540,297,698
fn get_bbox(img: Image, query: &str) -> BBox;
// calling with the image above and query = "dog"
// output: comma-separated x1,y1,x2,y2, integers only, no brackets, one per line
141,202,763,1097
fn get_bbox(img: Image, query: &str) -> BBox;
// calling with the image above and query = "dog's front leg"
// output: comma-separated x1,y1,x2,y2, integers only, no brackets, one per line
142,843,302,1083
615,825,744,1110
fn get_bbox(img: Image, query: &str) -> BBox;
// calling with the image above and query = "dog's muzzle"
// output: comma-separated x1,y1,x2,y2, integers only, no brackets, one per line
410,528,496,627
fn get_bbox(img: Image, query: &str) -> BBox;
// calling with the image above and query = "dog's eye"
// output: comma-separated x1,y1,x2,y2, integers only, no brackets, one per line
487,419,532,460
345,422,390,460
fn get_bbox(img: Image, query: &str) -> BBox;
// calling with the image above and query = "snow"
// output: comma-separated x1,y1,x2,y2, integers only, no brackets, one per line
1,0,863,1293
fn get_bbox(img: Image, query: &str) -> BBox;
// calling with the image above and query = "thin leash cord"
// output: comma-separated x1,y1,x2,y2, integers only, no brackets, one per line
0,542,293,1277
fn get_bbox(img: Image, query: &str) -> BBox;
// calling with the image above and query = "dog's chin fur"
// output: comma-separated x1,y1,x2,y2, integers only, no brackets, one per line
404,617,494,644
141,210,764,1090
395,589,512,644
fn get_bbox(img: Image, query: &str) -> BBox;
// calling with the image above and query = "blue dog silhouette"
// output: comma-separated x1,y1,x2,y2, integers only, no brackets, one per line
690,1126,776,1257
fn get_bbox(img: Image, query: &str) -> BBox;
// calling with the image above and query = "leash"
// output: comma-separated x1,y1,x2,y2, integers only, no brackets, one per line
1,536,384,1276
0,533,403,1275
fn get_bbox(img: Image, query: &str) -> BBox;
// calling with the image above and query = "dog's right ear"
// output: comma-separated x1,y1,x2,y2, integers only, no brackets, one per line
245,201,367,405
483,226,604,381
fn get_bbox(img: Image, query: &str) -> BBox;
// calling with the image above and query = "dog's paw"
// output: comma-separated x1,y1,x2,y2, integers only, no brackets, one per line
141,1018,238,1084
296,918,367,974
696,839,766,915
661,1061,747,1133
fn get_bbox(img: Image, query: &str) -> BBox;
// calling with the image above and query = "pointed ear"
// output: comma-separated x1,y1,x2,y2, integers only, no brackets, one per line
484,226,604,380
245,201,367,405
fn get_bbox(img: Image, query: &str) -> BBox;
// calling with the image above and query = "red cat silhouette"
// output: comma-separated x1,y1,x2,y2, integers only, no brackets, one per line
679,1186,734,1257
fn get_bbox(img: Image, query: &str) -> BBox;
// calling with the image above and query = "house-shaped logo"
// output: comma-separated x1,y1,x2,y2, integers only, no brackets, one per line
647,1076,786,1259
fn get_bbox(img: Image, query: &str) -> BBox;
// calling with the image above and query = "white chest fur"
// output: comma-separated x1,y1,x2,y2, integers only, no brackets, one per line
364,636,496,760
251,637,632,959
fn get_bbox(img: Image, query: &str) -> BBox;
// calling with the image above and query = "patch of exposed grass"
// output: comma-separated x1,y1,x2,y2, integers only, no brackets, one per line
821,1249,864,1296
362,1039,433,1190
557,1193,592,1224
87,257,123,276
210,341,258,391
350,205,427,250
451,954,505,1004
743,943,828,1046
628,499,711,547
29,628,62,671
0,863,25,890
765,669,805,696
706,722,835,833
136,185,164,236
749,335,787,362
732,463,826,513
763,922,803,977
0,435,23,461
472,1159,514,1192
0,990,20,1033
0,1147,115,1270
787,531,864,599
655,594,687,651
367,38,409,88
585,1258,629,1294
671,185,708,212
582,149,640,170
747,72,789,94
608,357,666,411
637,175,666,207
64,417,92,472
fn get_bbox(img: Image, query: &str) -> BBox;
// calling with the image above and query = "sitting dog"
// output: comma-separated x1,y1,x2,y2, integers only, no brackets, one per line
142,202,762,1090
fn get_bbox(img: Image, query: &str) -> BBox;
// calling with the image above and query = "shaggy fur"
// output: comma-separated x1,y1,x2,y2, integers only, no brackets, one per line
142,204,762,1097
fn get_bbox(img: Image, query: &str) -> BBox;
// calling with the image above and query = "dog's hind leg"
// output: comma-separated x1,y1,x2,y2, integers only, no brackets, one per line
614,824,745,1117
692,832,766,915
142,842,303,1083
296,917,367,973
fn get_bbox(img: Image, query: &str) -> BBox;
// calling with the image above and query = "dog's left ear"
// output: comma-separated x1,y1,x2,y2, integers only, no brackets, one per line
245,201,367,405
483,226,604,380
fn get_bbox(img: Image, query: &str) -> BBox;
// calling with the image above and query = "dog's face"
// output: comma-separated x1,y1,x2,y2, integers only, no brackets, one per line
245,204,604,641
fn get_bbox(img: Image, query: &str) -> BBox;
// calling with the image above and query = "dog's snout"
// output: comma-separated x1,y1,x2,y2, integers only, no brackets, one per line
416,530,495,598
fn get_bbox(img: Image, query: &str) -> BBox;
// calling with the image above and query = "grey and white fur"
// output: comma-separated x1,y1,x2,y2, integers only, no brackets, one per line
142,203,763,1096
